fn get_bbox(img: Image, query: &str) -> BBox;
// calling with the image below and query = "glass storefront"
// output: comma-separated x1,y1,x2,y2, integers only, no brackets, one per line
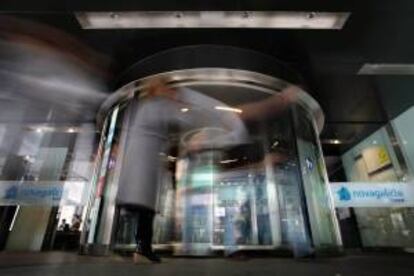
0,123,97,251
294,107,342,251
340,109,414,249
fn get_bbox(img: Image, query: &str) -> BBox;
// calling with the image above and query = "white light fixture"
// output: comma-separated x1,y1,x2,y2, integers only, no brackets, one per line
68,128,75,133
215,106,243,113
358,64,414,75
321,139,342,145
75,11,350,30
181,108,189,113
36,128,43,133
220,159,239,164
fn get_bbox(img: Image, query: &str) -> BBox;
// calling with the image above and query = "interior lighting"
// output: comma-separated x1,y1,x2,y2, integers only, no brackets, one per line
271,140,279,148
358,64,414,75
322,139,342,145
75,11,350,30
220,159,239,164
214,106,243,113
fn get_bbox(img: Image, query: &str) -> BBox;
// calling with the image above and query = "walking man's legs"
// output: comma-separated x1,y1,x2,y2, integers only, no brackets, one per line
134,207,161,263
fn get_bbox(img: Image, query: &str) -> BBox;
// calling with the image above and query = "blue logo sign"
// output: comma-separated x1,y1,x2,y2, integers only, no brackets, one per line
352,188,404,203
0,181,87,207
2,185,62,202
5,186,18,199
336,185,405,203
337,187,351,201
20,187,62,201
331,182,414,208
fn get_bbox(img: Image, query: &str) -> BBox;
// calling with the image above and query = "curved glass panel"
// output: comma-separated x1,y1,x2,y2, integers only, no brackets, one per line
83,72,342,257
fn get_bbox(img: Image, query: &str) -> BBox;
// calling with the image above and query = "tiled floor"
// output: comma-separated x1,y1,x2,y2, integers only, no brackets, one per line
0,252,413,276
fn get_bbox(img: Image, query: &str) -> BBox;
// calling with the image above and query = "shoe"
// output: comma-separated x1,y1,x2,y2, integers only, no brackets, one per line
133,251,161,264
142,251,162,263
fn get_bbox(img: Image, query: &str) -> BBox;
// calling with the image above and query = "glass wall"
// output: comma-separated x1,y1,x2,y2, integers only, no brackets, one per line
83,70,342,257
0,123,97,251
392,106,414,177
294,106,342,252
341,110,414,248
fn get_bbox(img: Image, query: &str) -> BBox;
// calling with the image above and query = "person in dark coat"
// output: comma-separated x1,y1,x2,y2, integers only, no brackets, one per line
116,76,249,263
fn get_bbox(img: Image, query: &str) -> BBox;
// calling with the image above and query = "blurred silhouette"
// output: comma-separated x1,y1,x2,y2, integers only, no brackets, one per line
117,74,301,262
180,85,300,259
0,15,109,253
117,76,250,263
71,214,82,231
0,15,110,125
58,219,70,232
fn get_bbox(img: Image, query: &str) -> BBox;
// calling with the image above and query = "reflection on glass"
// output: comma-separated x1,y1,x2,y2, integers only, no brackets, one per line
105,81,341,257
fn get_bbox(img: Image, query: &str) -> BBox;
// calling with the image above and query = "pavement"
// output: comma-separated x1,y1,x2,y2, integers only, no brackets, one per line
0,251,413,276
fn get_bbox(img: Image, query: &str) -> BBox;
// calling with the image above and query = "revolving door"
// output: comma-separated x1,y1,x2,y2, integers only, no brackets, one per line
80,46,342,257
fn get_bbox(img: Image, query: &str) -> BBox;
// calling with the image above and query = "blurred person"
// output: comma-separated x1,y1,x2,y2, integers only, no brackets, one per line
71,214,82,231
206,85,300,260
117,76,250,263
0,15,109,254
58,219,70,232
117,70,300,263
238,85,299,122
0,15,110,124
116,77,178,264
222,188,252,259
235,198,252,245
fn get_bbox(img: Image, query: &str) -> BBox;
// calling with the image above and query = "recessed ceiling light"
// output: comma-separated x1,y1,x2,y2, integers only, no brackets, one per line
358,64,414,75
75,11,350,30
220,159,239,164
321,139,342,145
271,140,279,148
215,106,243,113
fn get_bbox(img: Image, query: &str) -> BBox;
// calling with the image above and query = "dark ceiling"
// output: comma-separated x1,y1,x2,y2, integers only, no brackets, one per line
1,0,414,156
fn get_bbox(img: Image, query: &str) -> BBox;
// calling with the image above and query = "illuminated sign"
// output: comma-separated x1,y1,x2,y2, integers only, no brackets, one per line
0,181,87,206
330,182,414,208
